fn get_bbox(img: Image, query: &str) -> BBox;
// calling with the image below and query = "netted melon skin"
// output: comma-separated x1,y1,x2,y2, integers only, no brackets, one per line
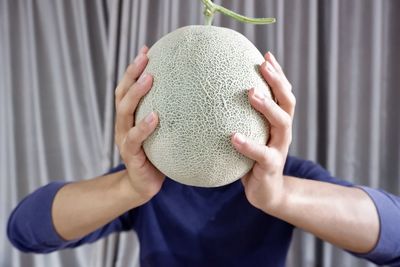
135,25,271,187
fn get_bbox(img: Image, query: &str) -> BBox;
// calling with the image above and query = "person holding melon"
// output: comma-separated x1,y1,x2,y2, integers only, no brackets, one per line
7,1,400,266
7,46,400,266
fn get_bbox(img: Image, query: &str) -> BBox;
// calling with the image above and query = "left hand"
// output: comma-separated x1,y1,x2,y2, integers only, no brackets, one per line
231,51,296,213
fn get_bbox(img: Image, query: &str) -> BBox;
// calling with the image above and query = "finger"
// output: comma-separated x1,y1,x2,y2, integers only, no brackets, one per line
115,49,149,104
139,45,149,54
264,51,285,77
115,73,153,143
264,52,291,91
248,88,292,149
259,59,296,117
231,133,274,166
124,112,159,156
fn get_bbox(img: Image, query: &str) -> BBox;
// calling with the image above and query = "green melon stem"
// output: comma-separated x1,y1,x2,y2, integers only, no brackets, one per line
201,0,276,26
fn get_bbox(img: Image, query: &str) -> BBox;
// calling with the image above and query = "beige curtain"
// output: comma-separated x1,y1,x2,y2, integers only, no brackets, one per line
1,0,399,266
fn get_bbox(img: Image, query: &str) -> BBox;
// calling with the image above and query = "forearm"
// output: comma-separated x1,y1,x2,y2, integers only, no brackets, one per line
52,169,144,241
265,176,379,253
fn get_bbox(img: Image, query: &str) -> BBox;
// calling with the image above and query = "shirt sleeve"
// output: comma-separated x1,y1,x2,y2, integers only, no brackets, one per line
7,164,133,253
350,187,400,265
284,156,400,265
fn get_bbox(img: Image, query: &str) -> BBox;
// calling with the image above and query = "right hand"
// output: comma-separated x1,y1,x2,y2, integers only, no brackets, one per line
114,46,165,203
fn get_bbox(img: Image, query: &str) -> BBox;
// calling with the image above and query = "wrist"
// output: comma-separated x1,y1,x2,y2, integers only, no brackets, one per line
260,175,290,217
116,170,150,208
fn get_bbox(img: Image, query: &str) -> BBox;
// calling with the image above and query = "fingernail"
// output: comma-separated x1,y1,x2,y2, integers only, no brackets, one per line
139,45,148,53
137,73,148,84
234,133,245,145
246,88,254,96
254,88,266,100
265,61,275,73
134,53,145,65
267,51,277,61
145,112,154,124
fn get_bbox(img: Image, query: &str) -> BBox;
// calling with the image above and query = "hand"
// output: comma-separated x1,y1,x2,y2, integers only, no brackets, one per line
231,52,296,213
114,46,165,203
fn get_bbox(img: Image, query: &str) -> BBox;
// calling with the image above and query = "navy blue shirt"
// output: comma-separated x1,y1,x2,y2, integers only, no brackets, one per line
7,156,400,266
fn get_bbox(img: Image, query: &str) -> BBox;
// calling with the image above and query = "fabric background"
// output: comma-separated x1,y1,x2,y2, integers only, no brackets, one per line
1,0,399,266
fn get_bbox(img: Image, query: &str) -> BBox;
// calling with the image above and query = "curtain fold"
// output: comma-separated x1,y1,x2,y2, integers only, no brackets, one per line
1,1,399,267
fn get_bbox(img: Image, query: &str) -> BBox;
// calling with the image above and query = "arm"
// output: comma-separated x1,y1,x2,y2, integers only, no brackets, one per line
277,176,400,265
7,46,165,252
277,157,378,253
52,168,140,241
282,157,400,265
231,52,398,264
53,45,164,241
7,165,136,253
276,176,378,253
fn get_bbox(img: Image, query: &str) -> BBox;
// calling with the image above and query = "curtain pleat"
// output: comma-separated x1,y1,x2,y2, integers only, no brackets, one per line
1,1,399,267
1,1,19,266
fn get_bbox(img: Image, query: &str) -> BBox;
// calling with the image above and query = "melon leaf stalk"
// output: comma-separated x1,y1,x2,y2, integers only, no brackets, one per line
201,0,276,26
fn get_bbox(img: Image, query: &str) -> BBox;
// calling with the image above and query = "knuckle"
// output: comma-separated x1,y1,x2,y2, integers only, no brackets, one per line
134,81,144,91
269,99,280,114
139,119,150,132
271,76,285,90
117,103,129,116
288,93,296,106
270,159,281,170
115,87,124,101
131,83,150,100
271,150,283,164
136,77,153,91
126,63,136,76
136,118,153,137
280,114,292,129
286,82,293,91
287,132,293,144
243,140,253,152
126,128,138,145
278,77,288,88
261,148,271,165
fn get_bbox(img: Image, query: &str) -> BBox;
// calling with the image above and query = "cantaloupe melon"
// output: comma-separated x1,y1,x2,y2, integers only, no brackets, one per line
135,25,272,187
